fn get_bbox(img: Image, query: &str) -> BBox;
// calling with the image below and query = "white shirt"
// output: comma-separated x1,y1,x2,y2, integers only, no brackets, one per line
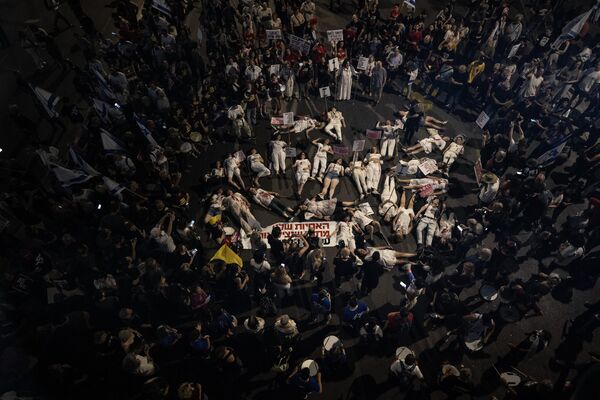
271,140,287,153
254,189,274,208
352,210,372,229
578,69,600,92
316,143,331,157
390,359,423,379
245,65,262,81
522,74,543,98
479,181,500,203
294,159,311,171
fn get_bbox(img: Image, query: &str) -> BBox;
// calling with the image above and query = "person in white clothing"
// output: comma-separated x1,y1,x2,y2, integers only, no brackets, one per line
519,66,544,100
478,173,499,204
364,147,383,195
390,350,424,383
377,120,401,160
248,187,295,219
571,61,600,110
348,158,369,199
415,197,441,248
379,172,399,223
356,247,416,270
298,197,356,220
348,208,382,242
393,191,416,242
442,135,465,173
222,189,261,233
318,158,345,199
311,138,333,181
270,134,287,175
246,148,270,186
324,106,346,142
336,213,357,251
336,60,357,101
293,152,312,198
224,153,246,190
402,129,448,155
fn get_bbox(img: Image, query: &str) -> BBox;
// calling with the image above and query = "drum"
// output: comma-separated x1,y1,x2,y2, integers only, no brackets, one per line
301,359,319,376
498,303,522,323
480,284,498,301
189,132,202,143
323,336,340,352
464,338,483,351
500,372,521,387
441,364,460,377
395,347,414,362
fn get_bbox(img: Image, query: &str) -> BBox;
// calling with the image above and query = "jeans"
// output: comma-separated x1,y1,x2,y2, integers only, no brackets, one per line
246,107,257,125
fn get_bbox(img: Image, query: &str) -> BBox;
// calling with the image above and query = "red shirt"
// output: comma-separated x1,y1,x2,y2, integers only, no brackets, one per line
336,48,347,62
312,44,326,64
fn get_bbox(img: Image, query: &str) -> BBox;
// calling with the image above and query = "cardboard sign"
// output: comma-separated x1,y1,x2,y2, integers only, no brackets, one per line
474,159,482,184
476,111,490,129
366,129,382,139
328,57,340,72
352,139,365,152
333,146,349,155
507,43,521,59
240,221,339,249
359,202,374,216
288,34,311,55
266,29,282,40
418,159,438,176
319,86,331,98
327,29,344,43
286,147,297,158
357,56,369,71
269,64,280,76
283,112,294,125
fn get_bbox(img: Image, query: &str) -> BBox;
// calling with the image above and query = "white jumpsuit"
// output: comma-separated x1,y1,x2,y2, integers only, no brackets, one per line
294,159,311,186
418,134,446,154
325,110,344,141
443,142,464,169
379,175,398,221
337,221,356,251
364,153,382,192
270,140,287,174
247,154,271,178
380,126,398,159
351,161,369,196
312,143,330,178
224,156,242,180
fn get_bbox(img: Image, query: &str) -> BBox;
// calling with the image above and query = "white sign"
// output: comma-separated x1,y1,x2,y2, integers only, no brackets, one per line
266,29,282,40
357,56,369,71
286,147,297,158
234,150,246,163
240,221,339,249
288,34,311,55
418,159,438,176
403,0,416,9
328,57,340,72
476,111,490,129
327,29,344,43
319,86,331,98
352,139,365,152
269,64,280,76
152,0,172,18
507,43,521,59
359,202,374,216
283,112,294,125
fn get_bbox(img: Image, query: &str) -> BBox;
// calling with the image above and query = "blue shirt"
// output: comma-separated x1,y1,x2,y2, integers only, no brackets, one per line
289,374,320,394
343,302,368,323
311,293,332,312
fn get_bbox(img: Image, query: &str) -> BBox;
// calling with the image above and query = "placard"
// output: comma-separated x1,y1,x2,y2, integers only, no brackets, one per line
357,56,369,71
269,64,280,76
359,202,374,216
475,111,490,129
270,117,284,125
288,34,311,55
352,139,365,152
333,146,349,155
328,57,340,72
507,43,521,59
240,221,339,249
474,158,482,184
366,129,382,139
283,112,294,125
418,159,438,176
285,147,297,158
327,29,344,43
266,29,282,40
234,150,246,163
319,86,331,98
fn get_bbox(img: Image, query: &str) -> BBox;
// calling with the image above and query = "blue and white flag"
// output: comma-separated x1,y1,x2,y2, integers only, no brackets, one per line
102,176,126,198
134,114,160,147
69,146,101,176
551,2,599,49
152,0,172,19
50,164,92,187
93,98,112,125
100,129,127,154
31,85,60,118
403,0,416,9
537,141,567,166
92,68,116,101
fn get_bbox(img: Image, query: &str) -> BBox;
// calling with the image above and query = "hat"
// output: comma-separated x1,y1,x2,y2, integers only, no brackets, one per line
481,172,498,184
244,315,265,333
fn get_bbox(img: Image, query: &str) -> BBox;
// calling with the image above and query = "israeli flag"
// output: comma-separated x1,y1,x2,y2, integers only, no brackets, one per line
551,2,598,49
50,164,92,187
102,176,126,198
100,129,127,154
537,141,567,166
93,98,112,126
134,114,160,147
31,85,61,118
92,68,116,101
69,146,101,176
403,0,416,9
152,0,172,19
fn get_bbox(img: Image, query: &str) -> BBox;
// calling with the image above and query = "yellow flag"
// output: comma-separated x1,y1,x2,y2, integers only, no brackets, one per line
210,244,243,267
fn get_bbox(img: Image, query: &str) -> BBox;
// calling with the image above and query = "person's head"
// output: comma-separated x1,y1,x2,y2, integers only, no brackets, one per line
248,187,257,195
431,197,440,207
324,138,331,145
250,148,257,154
348,295,358,308
335,158,343,165
371,146,378,153
371,251,381,262
339,247,351,260
271,226,282,238
404,353,416,366
298,151,306,160
299,368,311,380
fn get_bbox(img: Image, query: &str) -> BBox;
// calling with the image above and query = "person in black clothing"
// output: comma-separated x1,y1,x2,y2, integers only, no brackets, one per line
445,64,468,112
360,251,384,296
333,247,357,289
403,103,424,145
268,226,287,264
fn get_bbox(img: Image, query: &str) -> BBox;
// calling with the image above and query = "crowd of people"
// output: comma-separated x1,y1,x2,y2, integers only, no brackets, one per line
2,0,600,399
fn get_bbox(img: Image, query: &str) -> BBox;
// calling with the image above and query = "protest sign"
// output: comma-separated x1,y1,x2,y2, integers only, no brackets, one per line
366,129,382,139
266,29,282,40
476,111,490,129
240,221,339,249
352,140,365,152
288,34,311,55
319,86,331,98
234,150,246,163
418,159,438,176
328,57,340,72
270,117,284,125
474,159,482,184
283,112,294,125
507,43,521,59
359,202,374,216
333,146,349,155
327,29,344,43
285,147,297,158
357,56,369,71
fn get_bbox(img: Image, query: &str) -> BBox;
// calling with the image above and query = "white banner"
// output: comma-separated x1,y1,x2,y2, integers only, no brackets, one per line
266,29,282,40
476,111,490,129
288,34,311,55
240,221,339,249
327,29,344,43
357,56,369,71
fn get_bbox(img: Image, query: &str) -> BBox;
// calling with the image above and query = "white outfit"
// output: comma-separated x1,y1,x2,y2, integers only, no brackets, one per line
223,193,261,233
390,359,423,380
379,124,399,159
364,153,382,192
312,143,330,178
379,175,398,221
479,180,500,204
304,199,337,220
351,161,369,196
294,159,311,186
365,247,399,269
247,154,271,178
325,110,344,141
352,210,373,230
224,156,242,180
337,221,356,250
270,140,287,173
336,66,356,100
416,204,439,246
520,74,544,98
443,142,464,169
418,134,446,154
394,207,415,236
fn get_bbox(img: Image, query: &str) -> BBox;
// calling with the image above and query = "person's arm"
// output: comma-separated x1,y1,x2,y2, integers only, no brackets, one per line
483,319,496,343
286,366,299,383
415,204,428,218
316,372,323,393
164,212,175,236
